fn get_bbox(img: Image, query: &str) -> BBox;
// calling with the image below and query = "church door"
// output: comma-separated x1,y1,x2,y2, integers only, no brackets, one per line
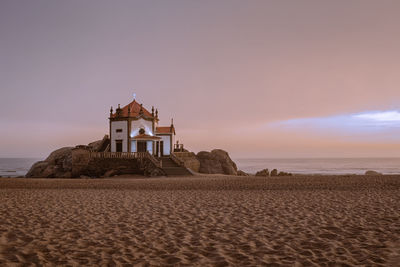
137,141,147,152
116,140,123,152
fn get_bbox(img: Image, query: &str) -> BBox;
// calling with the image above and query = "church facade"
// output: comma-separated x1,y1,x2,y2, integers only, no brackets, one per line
109,99,175,156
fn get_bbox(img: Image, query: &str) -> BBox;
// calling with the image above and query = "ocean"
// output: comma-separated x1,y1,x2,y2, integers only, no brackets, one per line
235,158,400,175
1,157,400,177
0,158,42,177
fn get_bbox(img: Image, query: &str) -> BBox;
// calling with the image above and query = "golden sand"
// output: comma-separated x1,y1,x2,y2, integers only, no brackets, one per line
0,175,399,266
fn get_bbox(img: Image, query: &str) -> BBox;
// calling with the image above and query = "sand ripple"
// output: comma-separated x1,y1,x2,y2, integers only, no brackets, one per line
0,175,399,265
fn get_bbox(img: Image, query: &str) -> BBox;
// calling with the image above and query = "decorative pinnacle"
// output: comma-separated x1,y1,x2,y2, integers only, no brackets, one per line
139,104,143,115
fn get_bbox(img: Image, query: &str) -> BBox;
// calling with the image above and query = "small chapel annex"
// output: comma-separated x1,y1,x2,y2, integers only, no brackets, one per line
109,99,176,156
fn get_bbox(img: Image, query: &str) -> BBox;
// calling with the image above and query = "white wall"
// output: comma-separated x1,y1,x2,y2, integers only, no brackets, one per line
111,121,128,152
131,140,136,152
147,141,153,154
160,135,171,155
131,119,153,137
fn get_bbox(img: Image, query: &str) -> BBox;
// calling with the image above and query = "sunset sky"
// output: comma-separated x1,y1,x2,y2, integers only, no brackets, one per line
1,0,400,158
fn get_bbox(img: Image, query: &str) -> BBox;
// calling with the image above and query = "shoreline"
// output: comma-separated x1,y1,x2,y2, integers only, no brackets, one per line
2,172,400,179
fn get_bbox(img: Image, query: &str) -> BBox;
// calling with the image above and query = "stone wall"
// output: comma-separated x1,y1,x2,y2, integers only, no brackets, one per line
80,158,143,177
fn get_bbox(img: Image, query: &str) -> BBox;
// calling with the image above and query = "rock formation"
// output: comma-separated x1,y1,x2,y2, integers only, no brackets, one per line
365,170,382,176
278,171,292,176
237,170,249,176
196,149,237,175
270,169,278,177
255,169,269,177
26,140,238,178
26,147,74,178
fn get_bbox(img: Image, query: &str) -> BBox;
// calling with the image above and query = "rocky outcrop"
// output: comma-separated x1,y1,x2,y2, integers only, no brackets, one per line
278,171,292,176
26,137,109,178
255,169,269,177
26,147,74,178
365,170,382,176
196,149,237,175
237,170,249,176
255,168,292,177
27,141,238,178
26,136,165,178
88,135,109,152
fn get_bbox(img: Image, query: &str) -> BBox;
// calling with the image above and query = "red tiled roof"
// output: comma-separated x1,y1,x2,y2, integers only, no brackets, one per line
132,133,161,140
111,100,153,118
156,126,174,134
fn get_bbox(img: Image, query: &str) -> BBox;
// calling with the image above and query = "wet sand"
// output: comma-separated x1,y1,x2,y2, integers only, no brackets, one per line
0,175,399,266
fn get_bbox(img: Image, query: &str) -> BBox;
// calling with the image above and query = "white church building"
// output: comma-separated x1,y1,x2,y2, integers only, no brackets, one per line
109,99,175,156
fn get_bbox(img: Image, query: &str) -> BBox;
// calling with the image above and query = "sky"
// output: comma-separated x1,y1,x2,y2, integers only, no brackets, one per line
1,0,400,158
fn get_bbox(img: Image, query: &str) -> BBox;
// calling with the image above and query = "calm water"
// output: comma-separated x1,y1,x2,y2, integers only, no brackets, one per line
235,158,400,175
0,158,42,177
1,157,400,177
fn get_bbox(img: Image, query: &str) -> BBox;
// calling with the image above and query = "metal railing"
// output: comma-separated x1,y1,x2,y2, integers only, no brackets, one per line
89,151,147,159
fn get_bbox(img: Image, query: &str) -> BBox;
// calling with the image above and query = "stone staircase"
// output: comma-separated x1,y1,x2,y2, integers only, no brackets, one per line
161,157,192,176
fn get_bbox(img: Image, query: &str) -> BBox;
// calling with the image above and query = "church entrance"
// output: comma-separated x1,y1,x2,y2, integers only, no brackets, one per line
137,141,147,152
116,140,123,152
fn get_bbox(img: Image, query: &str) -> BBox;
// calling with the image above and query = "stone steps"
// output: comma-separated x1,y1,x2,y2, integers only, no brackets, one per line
160,157,192,176
162,167,192,176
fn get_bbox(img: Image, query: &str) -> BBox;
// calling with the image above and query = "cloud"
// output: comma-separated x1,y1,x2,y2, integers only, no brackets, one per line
353,111,400,122
270,110,400,141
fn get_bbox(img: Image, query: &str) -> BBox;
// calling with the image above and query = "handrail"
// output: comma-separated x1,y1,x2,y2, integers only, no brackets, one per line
170,152,185,167
145,151,162,168
104,143,110,152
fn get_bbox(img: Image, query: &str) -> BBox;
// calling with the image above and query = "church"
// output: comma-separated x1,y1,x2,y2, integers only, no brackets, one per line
109,99,175,156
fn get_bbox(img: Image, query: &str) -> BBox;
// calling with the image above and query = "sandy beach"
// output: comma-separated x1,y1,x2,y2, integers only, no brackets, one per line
0,175,399,266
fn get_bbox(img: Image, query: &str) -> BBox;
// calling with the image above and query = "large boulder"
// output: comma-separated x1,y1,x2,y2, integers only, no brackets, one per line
278,171,292,176
26,147,74,178
365,170,382,176
25,161,49,178
237,170,249,176
45,147,73,165
255,169,269,177
270,169,278,177
88,135,109,152
26,136,112,178
196,149,237,175
88,140,103,151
